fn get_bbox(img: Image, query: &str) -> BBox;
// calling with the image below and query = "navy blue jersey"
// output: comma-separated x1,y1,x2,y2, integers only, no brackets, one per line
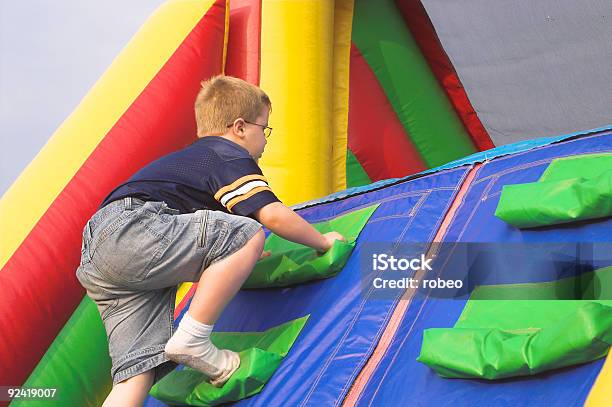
100,137,280,217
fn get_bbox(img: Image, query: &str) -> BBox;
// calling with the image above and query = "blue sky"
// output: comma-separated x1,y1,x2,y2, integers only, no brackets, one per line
0,0,165,197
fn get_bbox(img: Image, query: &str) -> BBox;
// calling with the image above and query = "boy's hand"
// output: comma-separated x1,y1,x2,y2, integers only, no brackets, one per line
318,231,346,253
260,250,271,260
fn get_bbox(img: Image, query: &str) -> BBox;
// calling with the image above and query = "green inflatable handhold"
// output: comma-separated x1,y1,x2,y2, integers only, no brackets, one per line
495,153,612,228
150,315,309,406
539,153,612,182
244,204,378,288
418,267,612,380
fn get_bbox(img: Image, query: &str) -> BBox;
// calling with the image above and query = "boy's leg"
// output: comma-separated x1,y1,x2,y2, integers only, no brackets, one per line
165,229,265,386
79,200,264,400
101,370,154,407
189,228,265,324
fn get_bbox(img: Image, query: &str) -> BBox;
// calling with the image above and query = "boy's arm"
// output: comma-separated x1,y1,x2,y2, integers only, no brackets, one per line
253,202,345,252
206,156,344,251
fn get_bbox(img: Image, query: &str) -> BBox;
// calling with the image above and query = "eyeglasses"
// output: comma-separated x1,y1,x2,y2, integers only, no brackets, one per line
226,120,273,138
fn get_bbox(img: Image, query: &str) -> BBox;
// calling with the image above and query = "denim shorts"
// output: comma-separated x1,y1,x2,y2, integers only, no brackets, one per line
76,197,261,385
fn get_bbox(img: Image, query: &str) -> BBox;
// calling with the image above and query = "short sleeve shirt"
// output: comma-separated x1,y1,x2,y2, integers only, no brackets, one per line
100,137,280,217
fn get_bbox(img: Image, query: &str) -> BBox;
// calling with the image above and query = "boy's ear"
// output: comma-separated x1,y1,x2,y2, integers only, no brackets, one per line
232,118,246,137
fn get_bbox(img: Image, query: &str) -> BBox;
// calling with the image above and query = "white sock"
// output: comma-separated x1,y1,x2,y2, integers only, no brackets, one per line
164,312,240,387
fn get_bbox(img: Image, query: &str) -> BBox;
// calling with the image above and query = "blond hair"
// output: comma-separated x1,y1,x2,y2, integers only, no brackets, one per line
195,75,271,137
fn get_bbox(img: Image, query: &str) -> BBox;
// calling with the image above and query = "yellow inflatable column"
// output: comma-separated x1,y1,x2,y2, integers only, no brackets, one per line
259,0,335,205
331,0,354,193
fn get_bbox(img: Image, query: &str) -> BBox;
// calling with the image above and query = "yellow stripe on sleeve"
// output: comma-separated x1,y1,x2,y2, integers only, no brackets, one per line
226,186,273,212
213,174,268,201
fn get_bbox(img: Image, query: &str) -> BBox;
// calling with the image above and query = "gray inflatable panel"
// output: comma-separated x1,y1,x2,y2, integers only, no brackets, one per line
422,0,612,144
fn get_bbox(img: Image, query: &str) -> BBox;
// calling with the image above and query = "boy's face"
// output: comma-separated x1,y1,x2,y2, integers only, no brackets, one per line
239,106,270,162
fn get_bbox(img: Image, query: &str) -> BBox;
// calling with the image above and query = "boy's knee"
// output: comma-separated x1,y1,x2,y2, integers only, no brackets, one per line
243,228,265,256
251,228,265,249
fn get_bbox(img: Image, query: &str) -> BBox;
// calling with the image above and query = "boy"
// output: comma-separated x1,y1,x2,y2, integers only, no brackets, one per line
76,75,345,406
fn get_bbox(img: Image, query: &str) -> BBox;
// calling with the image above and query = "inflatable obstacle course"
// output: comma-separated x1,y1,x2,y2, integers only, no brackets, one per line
2,0,611,406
